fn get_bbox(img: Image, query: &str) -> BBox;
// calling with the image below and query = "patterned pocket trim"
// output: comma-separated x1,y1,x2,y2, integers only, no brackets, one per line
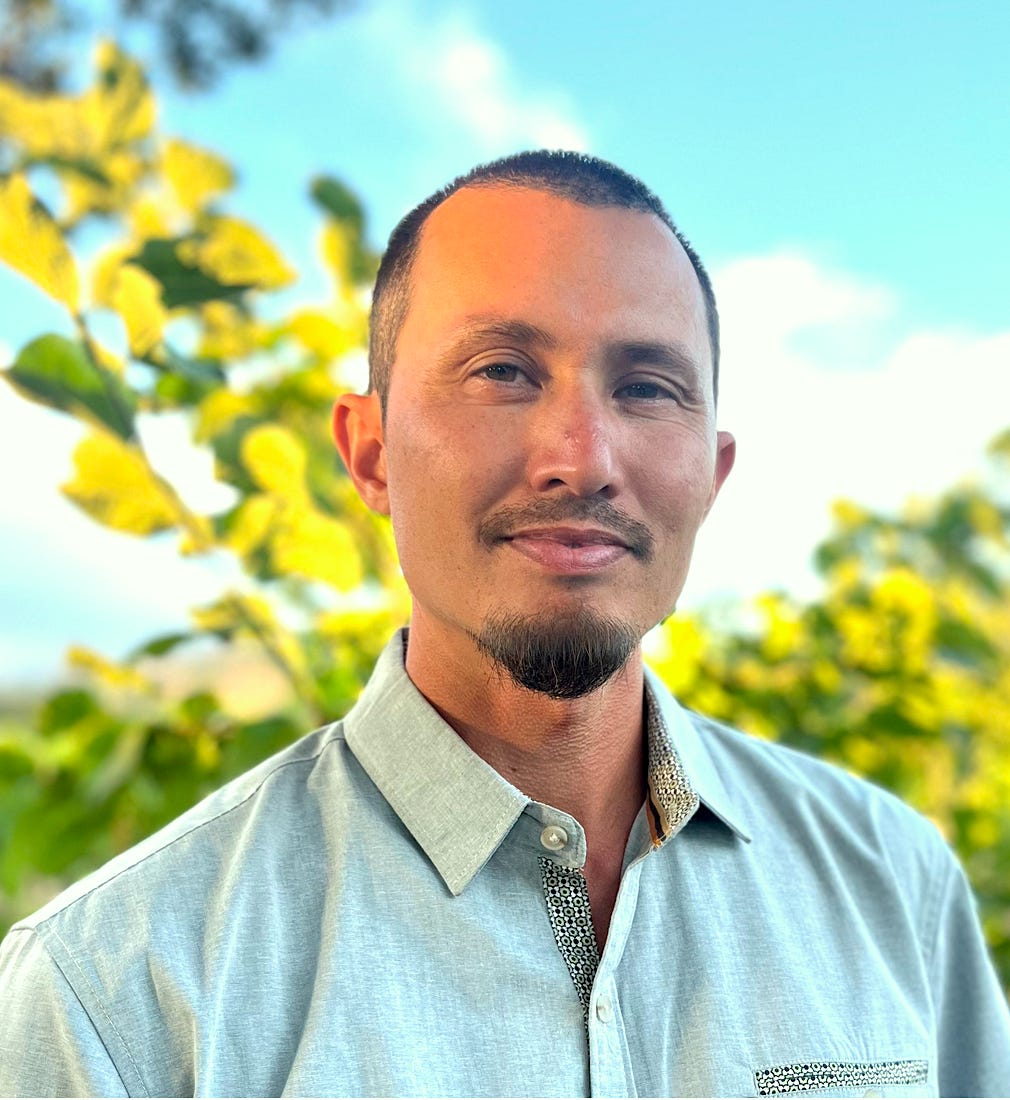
754,1058,929,1095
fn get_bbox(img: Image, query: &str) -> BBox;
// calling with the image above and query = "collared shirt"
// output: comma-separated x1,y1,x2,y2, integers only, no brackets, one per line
1,629,1008,1098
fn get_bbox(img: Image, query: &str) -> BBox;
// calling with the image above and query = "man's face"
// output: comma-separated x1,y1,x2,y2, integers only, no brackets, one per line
354,185,734,681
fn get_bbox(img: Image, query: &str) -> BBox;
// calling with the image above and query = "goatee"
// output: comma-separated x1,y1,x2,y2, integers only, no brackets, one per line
472,608,639,700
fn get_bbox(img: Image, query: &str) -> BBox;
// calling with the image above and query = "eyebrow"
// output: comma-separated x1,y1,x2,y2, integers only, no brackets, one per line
611,340,703,386
437,317,558,362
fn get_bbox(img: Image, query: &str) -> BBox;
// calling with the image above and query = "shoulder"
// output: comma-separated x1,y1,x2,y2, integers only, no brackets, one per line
11,719,357,938
683,708,957,893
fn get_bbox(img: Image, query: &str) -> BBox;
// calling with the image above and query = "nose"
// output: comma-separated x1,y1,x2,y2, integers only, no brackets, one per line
525,386,621,499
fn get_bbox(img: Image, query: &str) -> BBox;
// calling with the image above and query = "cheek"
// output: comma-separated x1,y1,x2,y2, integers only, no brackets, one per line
383,416,515,552
645,450,716,525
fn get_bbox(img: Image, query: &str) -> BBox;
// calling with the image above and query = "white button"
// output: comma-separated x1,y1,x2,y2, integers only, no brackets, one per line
595,995,613,1023
862,1092,882,1098
540,825,568,851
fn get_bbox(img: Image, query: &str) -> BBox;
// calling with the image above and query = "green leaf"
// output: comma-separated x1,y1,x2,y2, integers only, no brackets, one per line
935,615,1000,668
34,156,112,186
310,176,365,235
37,689,100,736
128,632,193,659
208,414,267,495
156,344,226,386
148,345,227,406
178,692,219,724
4,334,136,440
82,725,147,803
864,701,934,739
132,238,251,309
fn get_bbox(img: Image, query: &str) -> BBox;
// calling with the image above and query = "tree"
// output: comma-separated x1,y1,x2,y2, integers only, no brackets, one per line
0,0,351,93
1,43,1008,1001
0,41,405,926
648,434,1010,989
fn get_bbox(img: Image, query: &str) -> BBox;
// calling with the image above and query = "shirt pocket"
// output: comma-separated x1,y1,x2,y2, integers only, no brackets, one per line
753,1058,931,1097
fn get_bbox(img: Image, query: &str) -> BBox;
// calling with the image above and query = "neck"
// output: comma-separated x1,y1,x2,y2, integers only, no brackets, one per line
404,612,649,859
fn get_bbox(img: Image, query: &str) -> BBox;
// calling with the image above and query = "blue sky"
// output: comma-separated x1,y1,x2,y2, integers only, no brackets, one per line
2,0,1009,684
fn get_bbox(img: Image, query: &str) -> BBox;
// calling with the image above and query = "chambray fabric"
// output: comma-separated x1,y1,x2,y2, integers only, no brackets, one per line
1,629,1009,1098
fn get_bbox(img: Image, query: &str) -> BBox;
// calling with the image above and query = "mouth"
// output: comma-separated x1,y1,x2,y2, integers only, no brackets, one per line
503,527,631,574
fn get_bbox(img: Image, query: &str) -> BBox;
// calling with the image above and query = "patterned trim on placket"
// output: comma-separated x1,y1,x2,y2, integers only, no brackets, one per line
644,683,700,846
538,857,600,1022
754,1058,929,1095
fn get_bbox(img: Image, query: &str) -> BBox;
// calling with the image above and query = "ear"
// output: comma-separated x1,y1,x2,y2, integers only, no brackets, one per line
703,430,736,519
333,392,390,516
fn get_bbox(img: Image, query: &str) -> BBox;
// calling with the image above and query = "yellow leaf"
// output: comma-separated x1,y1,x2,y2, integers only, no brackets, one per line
127,194,171,239
287,308,356,359
64,150,146,223
0,81,83,161
272,508,363,591
178,514,215,556
83,41,156,150
0,43,153,164
91,339,127,378
241,425,308,500
967,497,1005,539
162,137,234,213
0,174,80,309
320,221,352,285
195,389,257,443
191,598,241,635
91,244,135,307
831,498,870,531
112,264,168,356
190,594,310,681
67,645,150,692
178,217,294,289
225,495,278,558
62,431,179,535
198,300,267,360
194,732,222,771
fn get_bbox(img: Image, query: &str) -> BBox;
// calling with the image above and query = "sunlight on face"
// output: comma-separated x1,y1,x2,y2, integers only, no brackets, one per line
375,185,735,689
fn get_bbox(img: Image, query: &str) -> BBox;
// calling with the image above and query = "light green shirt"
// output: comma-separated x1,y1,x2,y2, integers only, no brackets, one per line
1,629,1008,1097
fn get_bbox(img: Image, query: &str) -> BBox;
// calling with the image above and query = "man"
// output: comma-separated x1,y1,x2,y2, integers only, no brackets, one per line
1,151,1008,1098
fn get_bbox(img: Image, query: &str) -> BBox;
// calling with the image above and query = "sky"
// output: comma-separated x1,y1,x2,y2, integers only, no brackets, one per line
1,0,1009,685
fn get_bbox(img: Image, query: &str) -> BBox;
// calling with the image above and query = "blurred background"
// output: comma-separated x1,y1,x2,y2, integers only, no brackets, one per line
0,0,1008,988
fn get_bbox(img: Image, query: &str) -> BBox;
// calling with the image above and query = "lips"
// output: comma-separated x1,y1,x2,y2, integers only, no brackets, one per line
504,527,630,573
505,526,630,548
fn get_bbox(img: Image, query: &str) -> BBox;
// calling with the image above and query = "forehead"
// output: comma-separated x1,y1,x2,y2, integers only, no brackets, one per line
400,184,708,359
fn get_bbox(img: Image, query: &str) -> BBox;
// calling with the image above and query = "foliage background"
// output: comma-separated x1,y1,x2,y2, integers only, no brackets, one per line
0,39,1008,999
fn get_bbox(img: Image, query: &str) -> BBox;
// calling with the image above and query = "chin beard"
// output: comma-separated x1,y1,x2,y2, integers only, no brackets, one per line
471,608,640,700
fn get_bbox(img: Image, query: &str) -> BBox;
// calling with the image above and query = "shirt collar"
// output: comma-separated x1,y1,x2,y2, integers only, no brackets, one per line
343,630,530,897
344,630,749,897
643,665,752,845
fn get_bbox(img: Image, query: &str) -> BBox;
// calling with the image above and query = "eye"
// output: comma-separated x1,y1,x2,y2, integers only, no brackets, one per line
470,359,537,388
616,379,678,401
477,362,523,383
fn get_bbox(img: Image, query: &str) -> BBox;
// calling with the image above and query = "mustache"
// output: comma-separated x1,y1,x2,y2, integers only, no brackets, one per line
478,498,655,563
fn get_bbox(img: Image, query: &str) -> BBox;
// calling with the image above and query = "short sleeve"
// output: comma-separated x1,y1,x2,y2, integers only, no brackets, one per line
0,927,131,1098
927,850,1010,1097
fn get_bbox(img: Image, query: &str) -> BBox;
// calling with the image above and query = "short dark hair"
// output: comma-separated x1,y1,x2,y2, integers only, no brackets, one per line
368,150,720,412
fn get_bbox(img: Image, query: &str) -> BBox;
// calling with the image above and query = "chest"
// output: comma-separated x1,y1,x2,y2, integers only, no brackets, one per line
128,826,938,1097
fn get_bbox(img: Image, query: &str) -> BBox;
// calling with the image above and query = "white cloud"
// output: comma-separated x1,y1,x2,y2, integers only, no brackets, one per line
360,1,589,156
715,253,895,354
681,254,1010,607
